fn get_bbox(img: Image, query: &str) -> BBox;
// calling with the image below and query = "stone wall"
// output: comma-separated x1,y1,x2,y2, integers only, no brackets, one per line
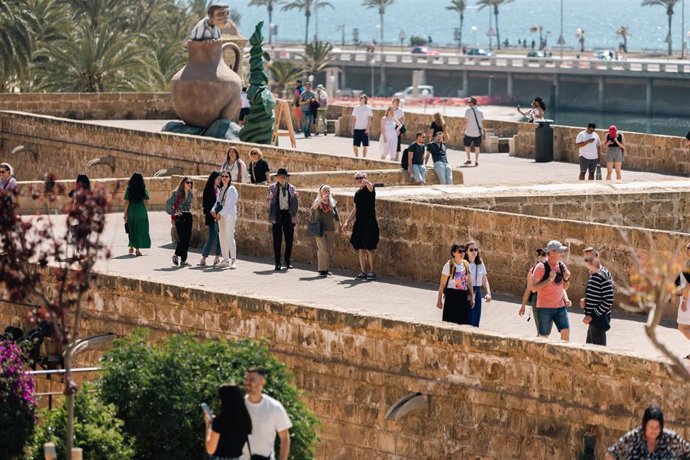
0,93,175,120
2,273,689,459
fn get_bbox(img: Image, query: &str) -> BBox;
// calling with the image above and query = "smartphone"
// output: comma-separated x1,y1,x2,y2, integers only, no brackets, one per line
200,402,212,419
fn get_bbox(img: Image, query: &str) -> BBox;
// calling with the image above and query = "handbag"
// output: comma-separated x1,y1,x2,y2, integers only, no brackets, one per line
124,222,130,234
307,212,322,237
399,124,407,135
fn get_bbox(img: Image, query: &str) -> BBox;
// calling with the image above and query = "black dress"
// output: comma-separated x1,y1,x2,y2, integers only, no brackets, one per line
211,417,248,459
350,187,379,250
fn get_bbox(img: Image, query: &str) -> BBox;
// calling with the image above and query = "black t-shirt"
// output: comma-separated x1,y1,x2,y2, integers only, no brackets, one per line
212,417,249,457
250,159,270,183
408,142,426,165
606,134,622,148
685,130,690,141
430,121,444,136
354,186,376,221
426,142,447,163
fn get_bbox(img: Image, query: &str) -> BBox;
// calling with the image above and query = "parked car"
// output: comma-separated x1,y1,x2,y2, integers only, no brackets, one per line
411,46,440,56
595,50,615,60
526,50,546,58
466,48,495,57
393,85,435,99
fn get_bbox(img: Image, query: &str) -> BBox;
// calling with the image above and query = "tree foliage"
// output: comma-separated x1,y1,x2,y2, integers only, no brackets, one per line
281,0,334,44
641,0,677,55
297,40,334,76
99,331,319,460
268,60,303,97
477,0,513,50
0,0,38,90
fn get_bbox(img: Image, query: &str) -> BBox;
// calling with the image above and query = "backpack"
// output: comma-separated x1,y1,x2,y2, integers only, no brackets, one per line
400,148,409,170
527,261,566,303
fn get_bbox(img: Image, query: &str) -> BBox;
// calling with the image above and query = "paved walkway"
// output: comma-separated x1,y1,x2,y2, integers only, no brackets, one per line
63,211,689,362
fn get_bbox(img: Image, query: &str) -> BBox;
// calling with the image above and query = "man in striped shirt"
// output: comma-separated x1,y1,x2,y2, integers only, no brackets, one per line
579,247,614,346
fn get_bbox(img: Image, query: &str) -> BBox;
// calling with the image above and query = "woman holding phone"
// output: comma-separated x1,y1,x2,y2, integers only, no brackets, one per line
203,384,252,460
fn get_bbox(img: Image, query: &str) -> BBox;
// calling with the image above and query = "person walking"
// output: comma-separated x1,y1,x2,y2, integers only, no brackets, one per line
379,107,402,160
463,97,484,166
267,168,299,271
244,368,292,460
314,84,328,136
123,172,151,257
578,247,614,346
426,131,453,185
310,185,339,277
198,171,222,267
436,243,475,326
465,241,492,327
203,384,252,460
298,82,316,138
0,162,17,192
531,240,571,341
221,147,249,183
606,405,690,459
605,124,625,182
68,174,91,254
674,242,690,360
519,248,548,335
248,148,270,185
576,122,602,181
239,87,250,127
166,177,194,266
212,171,239,269
407,131,428,185
392,97,405,158
293,80,304,131
351,94,373,158
341,172,379,280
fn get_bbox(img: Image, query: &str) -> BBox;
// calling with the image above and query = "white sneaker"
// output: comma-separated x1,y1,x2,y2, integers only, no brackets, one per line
230,260,237,269
218,260,230,267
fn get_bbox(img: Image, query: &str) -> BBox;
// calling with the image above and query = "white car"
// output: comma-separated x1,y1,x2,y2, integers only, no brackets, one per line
393,85,435,99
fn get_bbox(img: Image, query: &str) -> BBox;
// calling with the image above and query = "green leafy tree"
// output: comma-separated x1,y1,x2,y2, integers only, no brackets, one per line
99,331,319,460
248,0,283,44
268,60,303,97
446,0,466,50
0,0,38,90
28,383,135,460
641,0,678,56
281,0,334,45
297,40,334,76
477,0,512,50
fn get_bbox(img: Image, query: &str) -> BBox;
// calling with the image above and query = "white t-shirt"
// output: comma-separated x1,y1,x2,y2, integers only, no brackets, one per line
576,130,601,160
245,394,293,458
441,261,469,290
351,104,373,130
469,262,487,287
464,107,484,137
241,92,250,108
394,108,404,121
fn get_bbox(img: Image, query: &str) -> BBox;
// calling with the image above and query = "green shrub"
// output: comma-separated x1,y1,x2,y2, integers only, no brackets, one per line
28,383,135,459
99,330,319,460
409,35,429,46
0,339,36,459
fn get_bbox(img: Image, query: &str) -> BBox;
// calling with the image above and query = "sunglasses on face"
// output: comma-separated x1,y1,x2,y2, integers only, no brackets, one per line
584,257,594,263
221,175,230,178
185,181,193,184
355,177,364,181
468,248,478,252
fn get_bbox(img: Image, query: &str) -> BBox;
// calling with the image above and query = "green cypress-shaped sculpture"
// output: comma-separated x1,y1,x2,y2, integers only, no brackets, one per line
240,21,276,145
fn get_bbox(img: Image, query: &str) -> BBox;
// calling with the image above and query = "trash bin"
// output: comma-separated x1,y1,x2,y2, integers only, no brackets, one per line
534,119,554,162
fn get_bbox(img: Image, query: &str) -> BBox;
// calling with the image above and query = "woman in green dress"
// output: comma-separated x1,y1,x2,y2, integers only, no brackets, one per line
123,172,151,256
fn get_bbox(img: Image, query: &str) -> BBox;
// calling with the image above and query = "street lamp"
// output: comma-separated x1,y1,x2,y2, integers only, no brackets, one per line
471,26,478,46
370,58,375,97
399,30,406,52
337,24,346,46
558,0,565,59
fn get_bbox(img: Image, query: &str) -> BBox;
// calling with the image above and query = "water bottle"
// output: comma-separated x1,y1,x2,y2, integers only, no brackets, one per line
595,164,602,180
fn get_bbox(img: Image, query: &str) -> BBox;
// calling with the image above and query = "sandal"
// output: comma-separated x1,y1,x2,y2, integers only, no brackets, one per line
135,250,142,257
128,247,134,255
464,160,472,165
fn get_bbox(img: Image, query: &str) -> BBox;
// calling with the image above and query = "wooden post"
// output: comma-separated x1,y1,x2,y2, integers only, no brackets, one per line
272,100,296,148
43,443,57,460
71,448,83,460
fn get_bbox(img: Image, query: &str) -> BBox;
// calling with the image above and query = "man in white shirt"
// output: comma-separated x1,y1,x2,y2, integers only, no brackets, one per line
189,4,229,41
350,94,373,158
575,122,602,181
244,367,292,460
463,97,484,167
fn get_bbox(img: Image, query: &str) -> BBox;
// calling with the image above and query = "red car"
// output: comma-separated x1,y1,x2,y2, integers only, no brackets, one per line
411,46,440,56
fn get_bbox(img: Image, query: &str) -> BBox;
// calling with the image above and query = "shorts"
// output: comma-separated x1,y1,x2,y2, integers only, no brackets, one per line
678,300,690,325
606,147,624,163
353,129,369,147
579,157,598,173
536,307,570,335
239,107,250,121
463,135,482,147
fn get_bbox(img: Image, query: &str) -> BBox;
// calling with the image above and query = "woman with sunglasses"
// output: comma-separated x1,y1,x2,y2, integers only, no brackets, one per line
199,171,222,266
342,172,379,280
464,241,492,327
0,162,17,192
436,243,475,325
166,177,194,266
212,171,239,269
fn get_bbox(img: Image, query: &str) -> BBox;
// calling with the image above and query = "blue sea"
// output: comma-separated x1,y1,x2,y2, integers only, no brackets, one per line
232,0,689,53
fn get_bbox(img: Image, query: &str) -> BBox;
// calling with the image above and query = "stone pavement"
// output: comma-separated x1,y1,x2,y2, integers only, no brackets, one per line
71,211,689,362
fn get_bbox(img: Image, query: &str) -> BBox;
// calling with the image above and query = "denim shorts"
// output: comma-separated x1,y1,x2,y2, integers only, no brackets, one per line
536,307,570,335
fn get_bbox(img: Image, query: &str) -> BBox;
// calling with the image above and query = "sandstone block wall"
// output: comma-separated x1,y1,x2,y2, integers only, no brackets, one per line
2,274,688,459
0,93,175,120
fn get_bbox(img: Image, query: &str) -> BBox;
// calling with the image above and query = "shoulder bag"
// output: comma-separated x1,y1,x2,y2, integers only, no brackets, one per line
307,210,323,237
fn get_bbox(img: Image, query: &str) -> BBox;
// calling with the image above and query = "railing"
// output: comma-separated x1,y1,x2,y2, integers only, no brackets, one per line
268,48,690,75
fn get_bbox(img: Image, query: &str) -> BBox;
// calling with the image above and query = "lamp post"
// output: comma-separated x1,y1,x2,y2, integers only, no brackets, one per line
472,26,478,46
558,0,565,59
399,30,406,52
337,24,345,46
370,58,375,97
682,0,686,58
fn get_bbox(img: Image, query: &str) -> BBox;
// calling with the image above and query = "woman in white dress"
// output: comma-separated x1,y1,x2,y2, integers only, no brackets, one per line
379,106,401,160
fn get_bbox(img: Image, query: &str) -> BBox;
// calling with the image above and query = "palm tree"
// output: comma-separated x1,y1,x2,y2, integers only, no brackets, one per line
476,0,512,50
641,0,678,56
616,26,631,53
446,0,466,51
267,60,302,97
297,40,334,76
248,0,282,44
281,0,334,45
362,0,395,49
0,0,38,90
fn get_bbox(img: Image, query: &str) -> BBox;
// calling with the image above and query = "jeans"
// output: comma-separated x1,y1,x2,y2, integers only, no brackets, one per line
174,213,192,263
301,111,313,136
471,286,482,327
315,108,327,134
411,164,426,183
272,210,294,266
218,216,236,262
536,307,570,336
433,161,453,185
201,222,222,258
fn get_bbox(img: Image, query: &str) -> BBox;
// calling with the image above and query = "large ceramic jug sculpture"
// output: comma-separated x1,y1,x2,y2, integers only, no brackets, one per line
170,40,243,128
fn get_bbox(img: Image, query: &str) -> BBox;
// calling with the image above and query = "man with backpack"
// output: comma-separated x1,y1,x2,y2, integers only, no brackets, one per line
579,247,614,346
531,240,572,341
